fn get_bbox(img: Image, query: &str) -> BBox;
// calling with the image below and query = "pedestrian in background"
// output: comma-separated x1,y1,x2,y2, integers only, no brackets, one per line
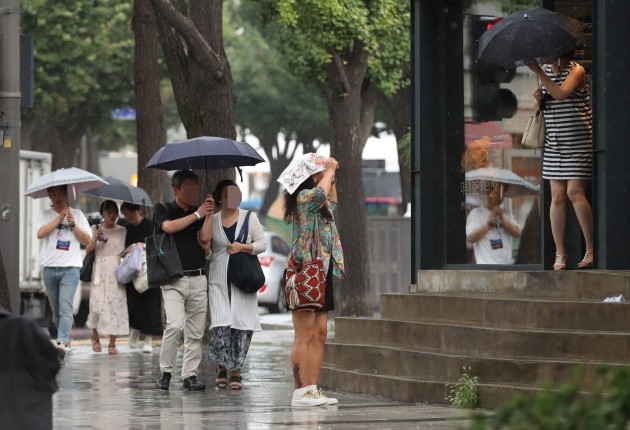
119,202,163,353
279,153,344,407
527,50,593,271
154,170,214,391
36,185,92,358
85,199,129,355
205,179,267,390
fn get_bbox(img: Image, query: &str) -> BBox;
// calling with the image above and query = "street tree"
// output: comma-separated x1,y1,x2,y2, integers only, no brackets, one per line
150,0,238,189
248,0,410,315
226,1,330,216
20,0,135,169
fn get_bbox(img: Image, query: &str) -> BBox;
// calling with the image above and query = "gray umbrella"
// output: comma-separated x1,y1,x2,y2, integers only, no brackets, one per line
465,167,540,198
81,176,153,206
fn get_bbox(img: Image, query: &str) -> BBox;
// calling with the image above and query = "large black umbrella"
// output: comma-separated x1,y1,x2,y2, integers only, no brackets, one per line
81,176,153,206
477,8,583,69
145,136,265,181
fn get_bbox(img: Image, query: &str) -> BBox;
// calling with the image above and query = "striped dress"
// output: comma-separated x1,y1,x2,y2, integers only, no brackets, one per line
541,61,593,180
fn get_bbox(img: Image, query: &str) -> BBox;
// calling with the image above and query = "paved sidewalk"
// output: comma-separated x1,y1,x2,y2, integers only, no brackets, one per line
55,318,475,429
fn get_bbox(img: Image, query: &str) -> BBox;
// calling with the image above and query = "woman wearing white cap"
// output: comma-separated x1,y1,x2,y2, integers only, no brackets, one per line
278,153,344,407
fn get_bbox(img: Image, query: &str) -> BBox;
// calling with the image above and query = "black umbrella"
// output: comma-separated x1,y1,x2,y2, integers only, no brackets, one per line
81,176,153,206
145,136,265,181
477,8,583,69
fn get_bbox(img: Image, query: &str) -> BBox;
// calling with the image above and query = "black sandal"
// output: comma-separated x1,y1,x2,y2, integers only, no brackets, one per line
215,368,228,389
230,375,242,390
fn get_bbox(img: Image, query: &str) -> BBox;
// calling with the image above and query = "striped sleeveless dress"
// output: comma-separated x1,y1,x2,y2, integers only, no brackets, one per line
541,61,593,180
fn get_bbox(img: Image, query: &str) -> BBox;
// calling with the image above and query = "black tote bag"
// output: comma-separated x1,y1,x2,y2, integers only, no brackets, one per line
79,251,95,283
145,208,184,288
227,211,265,294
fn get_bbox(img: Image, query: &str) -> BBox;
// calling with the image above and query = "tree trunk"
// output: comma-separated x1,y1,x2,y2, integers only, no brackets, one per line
323,45,373,316
0,250,11,312
133,0,168,205
152,0,237,193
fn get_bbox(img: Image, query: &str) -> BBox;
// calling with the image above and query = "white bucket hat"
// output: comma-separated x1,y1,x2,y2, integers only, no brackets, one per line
277,153,327,195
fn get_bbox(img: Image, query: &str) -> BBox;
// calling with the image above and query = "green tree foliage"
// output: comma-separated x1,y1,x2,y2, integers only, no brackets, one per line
21,0,135,166
246,0,410,315
226,0,330,215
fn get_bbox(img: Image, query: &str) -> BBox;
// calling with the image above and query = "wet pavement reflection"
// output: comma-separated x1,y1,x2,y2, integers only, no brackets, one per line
54,323,472,429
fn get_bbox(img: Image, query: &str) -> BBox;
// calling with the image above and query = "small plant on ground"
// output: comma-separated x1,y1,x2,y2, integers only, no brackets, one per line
447,366,479,409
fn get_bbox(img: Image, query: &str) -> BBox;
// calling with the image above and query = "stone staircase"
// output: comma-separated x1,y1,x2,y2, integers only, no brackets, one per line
319,270,630,408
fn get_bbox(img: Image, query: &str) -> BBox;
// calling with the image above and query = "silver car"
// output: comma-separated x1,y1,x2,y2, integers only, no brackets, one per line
257,231,290,313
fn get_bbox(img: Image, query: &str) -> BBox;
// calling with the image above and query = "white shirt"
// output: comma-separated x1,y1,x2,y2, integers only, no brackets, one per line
36,207,92,268
466,206,518,265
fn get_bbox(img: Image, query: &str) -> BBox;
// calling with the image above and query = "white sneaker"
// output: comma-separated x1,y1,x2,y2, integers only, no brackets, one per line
291,389,328,407
142,336,153,353
128,329,140,348
317,388,338,405
53,341,67,359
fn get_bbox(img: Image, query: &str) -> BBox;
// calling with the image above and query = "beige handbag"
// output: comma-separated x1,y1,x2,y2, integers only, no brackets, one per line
521,108,546,149
521,81,546,149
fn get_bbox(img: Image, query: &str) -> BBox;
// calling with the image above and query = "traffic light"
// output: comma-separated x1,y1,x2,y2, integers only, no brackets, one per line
469,15,517,122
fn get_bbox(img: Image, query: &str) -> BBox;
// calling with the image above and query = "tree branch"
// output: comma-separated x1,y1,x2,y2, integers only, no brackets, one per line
151,0,223,74
329,48,352,95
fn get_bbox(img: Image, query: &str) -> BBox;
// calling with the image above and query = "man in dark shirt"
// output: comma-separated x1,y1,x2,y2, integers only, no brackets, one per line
153,170,214,391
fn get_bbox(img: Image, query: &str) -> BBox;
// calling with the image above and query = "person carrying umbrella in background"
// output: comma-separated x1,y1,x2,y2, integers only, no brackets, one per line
36,185,92,358
119,202,163,353
466,181,522,265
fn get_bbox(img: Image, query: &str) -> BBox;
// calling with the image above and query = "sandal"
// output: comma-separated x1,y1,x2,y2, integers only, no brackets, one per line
577,250,594,269
91,333,102,353
230,375,242,390
215,368,228,389
108,344,118,355
553,253,567,271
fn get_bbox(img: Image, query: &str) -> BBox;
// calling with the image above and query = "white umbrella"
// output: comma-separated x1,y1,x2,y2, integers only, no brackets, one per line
465,167,539,198
25,167,109,199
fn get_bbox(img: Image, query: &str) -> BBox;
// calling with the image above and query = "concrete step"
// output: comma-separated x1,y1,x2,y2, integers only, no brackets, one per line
413,270,630,300
319,366,542,409
323,342,623,391
380,293,630,332
334,317,630,363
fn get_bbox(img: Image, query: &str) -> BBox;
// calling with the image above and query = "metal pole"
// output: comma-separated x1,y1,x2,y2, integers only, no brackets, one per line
0,0,22,314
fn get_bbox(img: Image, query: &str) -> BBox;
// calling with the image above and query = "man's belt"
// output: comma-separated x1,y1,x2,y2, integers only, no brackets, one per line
183,268,204,277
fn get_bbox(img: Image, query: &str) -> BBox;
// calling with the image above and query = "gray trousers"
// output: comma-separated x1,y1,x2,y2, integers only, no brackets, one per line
159,275,208,379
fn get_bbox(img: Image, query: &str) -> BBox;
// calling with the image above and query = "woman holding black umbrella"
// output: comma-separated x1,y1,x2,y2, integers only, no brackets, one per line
526,49,594,271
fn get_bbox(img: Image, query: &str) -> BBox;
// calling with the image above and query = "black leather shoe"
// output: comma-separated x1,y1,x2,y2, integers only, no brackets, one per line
183,375,206,391
155,372,171,390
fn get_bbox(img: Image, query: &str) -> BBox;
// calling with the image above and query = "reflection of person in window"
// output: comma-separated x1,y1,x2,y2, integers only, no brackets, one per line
466,184,521,264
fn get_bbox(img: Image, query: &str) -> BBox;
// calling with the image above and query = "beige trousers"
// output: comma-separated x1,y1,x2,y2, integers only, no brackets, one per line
159,275,208,379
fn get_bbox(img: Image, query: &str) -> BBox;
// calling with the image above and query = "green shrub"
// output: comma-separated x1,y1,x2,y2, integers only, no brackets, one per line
470,366,630,430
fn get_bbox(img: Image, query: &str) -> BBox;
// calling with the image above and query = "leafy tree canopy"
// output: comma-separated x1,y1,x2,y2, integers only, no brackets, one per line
21,0,135,136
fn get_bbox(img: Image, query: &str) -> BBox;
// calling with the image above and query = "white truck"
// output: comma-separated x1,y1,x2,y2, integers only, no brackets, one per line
18,150,83,329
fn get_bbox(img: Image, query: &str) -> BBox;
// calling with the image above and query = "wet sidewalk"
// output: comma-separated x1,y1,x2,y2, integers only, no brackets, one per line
55,316,474,429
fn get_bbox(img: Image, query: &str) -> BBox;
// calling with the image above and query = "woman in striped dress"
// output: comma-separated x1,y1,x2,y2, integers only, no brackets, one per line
527,51,593,271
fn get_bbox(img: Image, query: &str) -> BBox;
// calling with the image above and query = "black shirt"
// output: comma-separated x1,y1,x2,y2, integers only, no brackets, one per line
153,201,205,271
121,217,152,248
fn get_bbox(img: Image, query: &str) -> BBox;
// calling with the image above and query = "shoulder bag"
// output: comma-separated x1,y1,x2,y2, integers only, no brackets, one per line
132,249,149,294
284,216,326,312
227,211,266,294
145,203,184,288
80,251,95,283
115,245,143,284
521,81,546,149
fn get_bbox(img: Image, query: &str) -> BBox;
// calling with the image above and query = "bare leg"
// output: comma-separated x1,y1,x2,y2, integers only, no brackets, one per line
549,179,568,256
291,311,316,388
306,312,329,385
108,335,117,354
567,179,594,252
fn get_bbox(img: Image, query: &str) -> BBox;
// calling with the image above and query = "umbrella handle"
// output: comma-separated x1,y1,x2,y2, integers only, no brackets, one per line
237,167,243,182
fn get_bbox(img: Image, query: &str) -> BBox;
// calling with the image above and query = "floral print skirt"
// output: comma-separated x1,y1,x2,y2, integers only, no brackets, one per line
207,326,253,371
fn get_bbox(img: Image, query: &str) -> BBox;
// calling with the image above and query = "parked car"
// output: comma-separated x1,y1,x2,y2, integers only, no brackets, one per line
257,231,290,313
